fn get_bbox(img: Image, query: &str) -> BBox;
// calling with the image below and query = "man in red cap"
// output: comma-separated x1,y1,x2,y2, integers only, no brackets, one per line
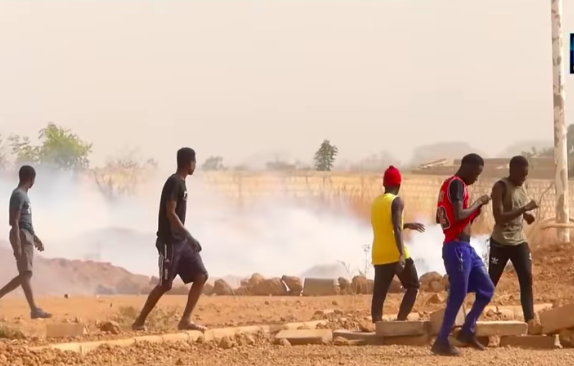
370,165,425,324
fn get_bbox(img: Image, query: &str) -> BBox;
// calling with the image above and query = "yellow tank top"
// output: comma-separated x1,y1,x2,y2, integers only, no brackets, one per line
371,193,409,265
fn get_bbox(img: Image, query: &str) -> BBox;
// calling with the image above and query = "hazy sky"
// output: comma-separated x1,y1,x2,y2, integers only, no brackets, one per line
0,0,572,168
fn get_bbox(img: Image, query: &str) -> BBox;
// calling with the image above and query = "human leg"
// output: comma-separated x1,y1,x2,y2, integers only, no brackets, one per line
132,241,176,330
509,243,534,322
432,243,472,356
396,258,420,321
371,263,397,323
488,239,510,287
178,244,209,330
457,246,494,349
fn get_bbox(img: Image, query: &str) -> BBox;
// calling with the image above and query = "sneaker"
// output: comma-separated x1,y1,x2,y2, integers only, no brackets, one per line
31,308,52,319
431,338,460,356
456,331,486,350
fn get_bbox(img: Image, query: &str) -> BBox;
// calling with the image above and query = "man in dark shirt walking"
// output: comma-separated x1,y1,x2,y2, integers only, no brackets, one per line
132,147,208,331
0,165,51,319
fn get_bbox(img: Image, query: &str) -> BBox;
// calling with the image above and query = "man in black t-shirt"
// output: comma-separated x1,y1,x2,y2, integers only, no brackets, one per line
132,147,209,332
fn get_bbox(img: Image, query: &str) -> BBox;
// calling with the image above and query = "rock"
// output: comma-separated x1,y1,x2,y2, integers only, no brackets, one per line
278,338,291,347
420,272,446,293
202,283,214,296
213,279,233,296
218,336,235,349
248,273,265,287
338,277,350,292
281,275,303,296
426,293,445,305
358,321,375,333
333,336,350,346
99,320,121,335
251,278,287,296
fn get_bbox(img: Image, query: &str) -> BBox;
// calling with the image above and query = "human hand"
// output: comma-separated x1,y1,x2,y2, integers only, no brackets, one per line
524,200,539,212
405,222,425,232
187,235,202,252
396,255,406,273
523,213,535,225
478,194,491,206
34,236,44,252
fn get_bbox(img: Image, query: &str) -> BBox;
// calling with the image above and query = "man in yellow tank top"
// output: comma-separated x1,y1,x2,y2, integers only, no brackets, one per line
371,166,425,323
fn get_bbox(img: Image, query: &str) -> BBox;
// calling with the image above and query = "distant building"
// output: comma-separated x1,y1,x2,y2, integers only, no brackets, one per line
412,157,555,179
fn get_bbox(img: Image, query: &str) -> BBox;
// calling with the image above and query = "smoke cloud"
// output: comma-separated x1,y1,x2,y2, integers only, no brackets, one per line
0,168,490,280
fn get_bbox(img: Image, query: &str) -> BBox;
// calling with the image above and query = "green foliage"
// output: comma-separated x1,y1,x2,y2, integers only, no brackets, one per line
314,139,338,171
8,123,92,170
201,156,226,171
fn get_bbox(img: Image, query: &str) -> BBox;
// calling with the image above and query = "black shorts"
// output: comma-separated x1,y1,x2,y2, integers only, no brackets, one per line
157,238,208,290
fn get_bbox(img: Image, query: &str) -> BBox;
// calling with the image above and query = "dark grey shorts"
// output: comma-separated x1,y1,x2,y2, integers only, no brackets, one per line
9,229,34,274
156,238,208,290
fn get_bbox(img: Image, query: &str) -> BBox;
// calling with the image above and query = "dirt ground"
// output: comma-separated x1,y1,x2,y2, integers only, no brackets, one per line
0,293,573,365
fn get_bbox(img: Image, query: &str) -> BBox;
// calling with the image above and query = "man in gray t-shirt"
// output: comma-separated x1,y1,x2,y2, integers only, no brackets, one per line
0,165,51,319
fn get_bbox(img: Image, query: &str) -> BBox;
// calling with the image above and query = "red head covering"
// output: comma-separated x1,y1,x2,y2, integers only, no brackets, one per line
383,165,402,187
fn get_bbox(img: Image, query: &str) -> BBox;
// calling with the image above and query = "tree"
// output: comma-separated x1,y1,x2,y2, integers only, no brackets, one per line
201,156,226,171
314,139,338,171
9,123,92,170
265,158,296,171
93,148,157,200
0,134,8,169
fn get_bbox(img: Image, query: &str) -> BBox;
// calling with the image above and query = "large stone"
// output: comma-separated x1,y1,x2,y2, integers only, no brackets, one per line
274,329,333,345
375,321,429,337
429,305,466,335
332,330,383,345
540,304,574,335
475,321,528,337
302,278,339,296
559,329,574,348
46,323,87,339
499,335,560,349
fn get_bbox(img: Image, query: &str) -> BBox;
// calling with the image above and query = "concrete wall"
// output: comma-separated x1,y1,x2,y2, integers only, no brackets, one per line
201,172,565,224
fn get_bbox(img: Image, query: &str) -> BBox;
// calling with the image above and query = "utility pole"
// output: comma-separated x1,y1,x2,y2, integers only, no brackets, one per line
551,0,570,242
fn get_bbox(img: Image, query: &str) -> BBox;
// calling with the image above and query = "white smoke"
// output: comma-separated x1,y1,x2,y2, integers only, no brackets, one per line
0,168,490,280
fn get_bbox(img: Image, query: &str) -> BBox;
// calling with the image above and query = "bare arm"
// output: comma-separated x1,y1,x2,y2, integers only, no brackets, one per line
390,197,405,257
166,199,191,237
9,192,24,251
491,181,526,225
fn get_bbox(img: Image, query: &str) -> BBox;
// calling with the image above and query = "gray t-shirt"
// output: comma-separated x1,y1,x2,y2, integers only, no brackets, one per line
9,188,34,234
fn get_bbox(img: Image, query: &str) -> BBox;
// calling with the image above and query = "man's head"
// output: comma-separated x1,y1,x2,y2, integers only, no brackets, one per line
508,155,529,186
383,165,402,193
19,165,36,189
177,147,196,176
458,153,484,185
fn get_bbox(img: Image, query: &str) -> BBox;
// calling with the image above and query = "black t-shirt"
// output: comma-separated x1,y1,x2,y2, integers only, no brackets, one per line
157,174,187,243
448,179,465,203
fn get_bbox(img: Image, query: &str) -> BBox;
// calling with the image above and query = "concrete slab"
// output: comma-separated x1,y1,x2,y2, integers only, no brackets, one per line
46,323,87,339
499,335,560,349
274,329,333,345
375,321,429,337
282,320,327,330
540,304,574,335
475,321,528,337
332,330,384,345
162,333,190,342
429,306,465,335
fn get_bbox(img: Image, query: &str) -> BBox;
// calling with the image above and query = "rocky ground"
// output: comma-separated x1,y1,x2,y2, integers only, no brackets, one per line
0,293,572,365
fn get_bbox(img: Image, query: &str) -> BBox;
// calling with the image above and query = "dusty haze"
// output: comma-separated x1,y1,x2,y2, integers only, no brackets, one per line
0,1,563,282
1,1,573,167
